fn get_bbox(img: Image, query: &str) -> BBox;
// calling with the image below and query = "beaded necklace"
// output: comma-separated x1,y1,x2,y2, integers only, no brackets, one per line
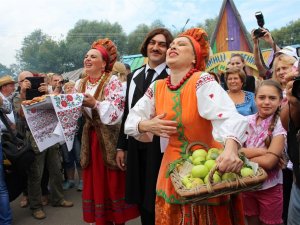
87,74,106,87
166,68,198,91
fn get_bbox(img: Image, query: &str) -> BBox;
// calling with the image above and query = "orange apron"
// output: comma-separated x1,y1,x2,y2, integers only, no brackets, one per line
154,73,245,225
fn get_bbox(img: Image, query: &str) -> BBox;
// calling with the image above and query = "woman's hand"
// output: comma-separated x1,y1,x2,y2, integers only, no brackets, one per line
116,150,126,171
82,93,97,108
138,113,177,138
216,139,243,173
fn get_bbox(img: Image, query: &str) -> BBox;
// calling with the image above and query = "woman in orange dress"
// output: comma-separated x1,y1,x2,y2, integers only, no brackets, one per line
125,28,248,225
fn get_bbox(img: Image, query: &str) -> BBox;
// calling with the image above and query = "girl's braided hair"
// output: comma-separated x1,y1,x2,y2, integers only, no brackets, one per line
255,80,283,148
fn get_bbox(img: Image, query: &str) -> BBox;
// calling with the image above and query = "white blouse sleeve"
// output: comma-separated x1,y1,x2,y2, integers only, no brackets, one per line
95,75,125,125
196,73,248,146
124,83,156,142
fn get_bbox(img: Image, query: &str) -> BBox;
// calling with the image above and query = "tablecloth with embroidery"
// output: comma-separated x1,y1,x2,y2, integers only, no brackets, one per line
22,93,84,152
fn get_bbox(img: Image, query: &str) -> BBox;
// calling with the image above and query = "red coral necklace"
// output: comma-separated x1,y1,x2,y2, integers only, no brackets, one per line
166,68,198,91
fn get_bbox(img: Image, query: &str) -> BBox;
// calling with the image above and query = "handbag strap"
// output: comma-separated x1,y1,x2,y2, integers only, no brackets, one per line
0,110,16,139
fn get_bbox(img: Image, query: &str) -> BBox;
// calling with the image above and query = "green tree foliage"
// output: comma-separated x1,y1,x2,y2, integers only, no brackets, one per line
64,20,127,70
126,24,150,55
196,16,218,40
271,19,300,47
0,63,13,77
17,29,65,73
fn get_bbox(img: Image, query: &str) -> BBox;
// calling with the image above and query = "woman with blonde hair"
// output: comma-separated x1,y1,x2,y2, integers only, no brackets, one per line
272,53,297,89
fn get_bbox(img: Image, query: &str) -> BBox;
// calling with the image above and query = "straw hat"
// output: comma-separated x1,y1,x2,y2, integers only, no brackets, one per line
0,75,16,87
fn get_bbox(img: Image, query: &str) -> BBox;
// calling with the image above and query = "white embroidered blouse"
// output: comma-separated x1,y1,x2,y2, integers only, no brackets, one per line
75,75,125,125
124,72,248,149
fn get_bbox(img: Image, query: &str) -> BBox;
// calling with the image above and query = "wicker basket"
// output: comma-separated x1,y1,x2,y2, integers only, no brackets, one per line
170,141,268,204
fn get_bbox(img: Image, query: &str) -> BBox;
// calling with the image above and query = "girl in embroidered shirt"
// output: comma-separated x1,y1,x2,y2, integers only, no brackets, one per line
241,79,286,225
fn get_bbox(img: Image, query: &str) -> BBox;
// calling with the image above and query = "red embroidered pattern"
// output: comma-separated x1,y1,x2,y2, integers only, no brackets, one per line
196,74,215,90
145,86,154,99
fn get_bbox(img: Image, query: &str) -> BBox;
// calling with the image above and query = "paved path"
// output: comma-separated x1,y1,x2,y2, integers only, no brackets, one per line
10,188,141,225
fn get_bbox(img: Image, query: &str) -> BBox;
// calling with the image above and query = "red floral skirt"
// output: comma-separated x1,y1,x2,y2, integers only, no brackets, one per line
82,130,139,225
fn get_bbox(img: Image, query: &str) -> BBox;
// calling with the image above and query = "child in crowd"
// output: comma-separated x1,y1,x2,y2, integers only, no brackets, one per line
241,80,286,225
63,81,76,94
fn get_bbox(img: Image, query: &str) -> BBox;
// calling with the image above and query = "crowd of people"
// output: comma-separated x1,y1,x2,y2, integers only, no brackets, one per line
0,25,299,225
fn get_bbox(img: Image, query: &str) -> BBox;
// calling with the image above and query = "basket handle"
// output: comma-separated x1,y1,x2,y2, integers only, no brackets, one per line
185,141,209,155
206,165,218,193
206,165,248,193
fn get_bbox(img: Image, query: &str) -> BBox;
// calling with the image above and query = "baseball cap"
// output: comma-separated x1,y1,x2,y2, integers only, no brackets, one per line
275,46,299,60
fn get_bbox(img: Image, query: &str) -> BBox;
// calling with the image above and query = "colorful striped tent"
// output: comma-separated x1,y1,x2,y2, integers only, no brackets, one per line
210,0,253,54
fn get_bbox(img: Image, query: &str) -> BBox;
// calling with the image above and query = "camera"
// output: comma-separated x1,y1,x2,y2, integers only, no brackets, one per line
59,78,69,85
253,11,266,38
292,47,300,101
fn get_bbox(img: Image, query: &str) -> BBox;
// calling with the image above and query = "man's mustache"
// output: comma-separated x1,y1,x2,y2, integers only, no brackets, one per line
151,50,162,54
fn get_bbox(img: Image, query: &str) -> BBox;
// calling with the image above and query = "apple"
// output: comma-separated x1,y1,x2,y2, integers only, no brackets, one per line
181,175,190,186
191,165,209,178
204,159,216,170
189,156,194,162
185,182,193,189
221,172,237,181
192,149,207,160
193,156,206,165
206,148,220,160
240,167,254,177
192,178,204,187
204,173,222,184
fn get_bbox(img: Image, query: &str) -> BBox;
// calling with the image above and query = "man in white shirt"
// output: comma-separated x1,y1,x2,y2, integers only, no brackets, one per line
116,28,173,225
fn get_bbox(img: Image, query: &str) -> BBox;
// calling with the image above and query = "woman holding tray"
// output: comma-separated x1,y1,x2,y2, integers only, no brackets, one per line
75,38,139,225
125,28,248,225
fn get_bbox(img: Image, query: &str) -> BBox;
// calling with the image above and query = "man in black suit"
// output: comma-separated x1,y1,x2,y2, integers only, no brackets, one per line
116,28,173,225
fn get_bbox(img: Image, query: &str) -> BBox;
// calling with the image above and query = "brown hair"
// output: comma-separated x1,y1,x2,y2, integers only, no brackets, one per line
225,67,246,84
140,28,173,57
230,53,248,74
256,80,283,148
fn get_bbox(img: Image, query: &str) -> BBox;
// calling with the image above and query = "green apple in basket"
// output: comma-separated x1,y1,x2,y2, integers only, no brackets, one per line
191,177,204,188
206,148,220,160
181,175,192,186
191,165,209,178
240,167,254,177
192,156,206,165
204,159,216,170
204,173,221,184
192,149,207,160
221,172,237,181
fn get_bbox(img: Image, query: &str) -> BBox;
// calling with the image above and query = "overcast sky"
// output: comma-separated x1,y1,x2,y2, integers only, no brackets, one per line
0,0,299,67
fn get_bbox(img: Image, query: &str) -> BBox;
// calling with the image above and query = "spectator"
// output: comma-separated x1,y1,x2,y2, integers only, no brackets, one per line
241,80,286,225
16,71,73,220
0,90,13,225
0,76,17,130
230,53,256,93
112,61,127,96
251,28,281,79
225,67,257,116
124,63,131,76
272,46,299,224
280,69,300,225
